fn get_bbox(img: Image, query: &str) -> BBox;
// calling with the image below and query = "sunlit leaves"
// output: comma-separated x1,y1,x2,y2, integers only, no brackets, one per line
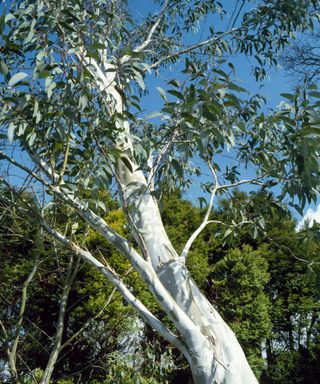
239,85,320,208
0,0,319,219
8,72,28,86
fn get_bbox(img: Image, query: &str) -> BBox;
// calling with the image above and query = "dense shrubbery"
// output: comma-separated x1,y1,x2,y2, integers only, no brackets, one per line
1,192,319,383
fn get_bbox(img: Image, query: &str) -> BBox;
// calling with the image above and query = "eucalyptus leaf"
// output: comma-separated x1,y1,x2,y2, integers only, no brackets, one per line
8,72,28,86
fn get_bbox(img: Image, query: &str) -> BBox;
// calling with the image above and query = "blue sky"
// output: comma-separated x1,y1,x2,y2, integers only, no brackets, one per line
133,1,320,228
130,1,305,213
1,0,317,225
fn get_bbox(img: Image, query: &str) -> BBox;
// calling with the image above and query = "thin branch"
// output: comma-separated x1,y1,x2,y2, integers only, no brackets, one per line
180,163,219,259
11,251,40,359
0,150,51,188
267,238,320,271
132,0,169,54
60,288,116,350
218,178,263,190
181,166,260,259
58,138,70,185
0,320,8,339
16,353,38,384
150,27,243,69
147,127,179,189
0,293,53,343
3,232,41,383
40,256,80,384
39,220,189,356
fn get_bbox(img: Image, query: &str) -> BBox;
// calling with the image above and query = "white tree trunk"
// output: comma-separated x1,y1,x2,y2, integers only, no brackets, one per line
118,166,258,384
76,55,259,384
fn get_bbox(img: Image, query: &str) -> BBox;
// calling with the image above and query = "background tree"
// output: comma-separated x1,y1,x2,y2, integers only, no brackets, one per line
1,190,320,383
282,32,320,84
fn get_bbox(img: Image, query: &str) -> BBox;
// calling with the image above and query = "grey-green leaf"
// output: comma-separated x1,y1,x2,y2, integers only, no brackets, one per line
8,72,28,86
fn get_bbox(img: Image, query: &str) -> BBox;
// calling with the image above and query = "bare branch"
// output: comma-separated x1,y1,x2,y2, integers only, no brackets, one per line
150,27,243,69
147,127,179,188
180,163,219,259
218,178,263,190
39,220,189,356
40,255,80,384
267,238,320,271
181,166,260,259
0,150,51,188
132,0,169,54
60,287,117,350
2,232,41,383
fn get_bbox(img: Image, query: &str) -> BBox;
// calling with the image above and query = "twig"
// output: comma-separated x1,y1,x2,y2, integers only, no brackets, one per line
150,27,243,69
131,0,169,54
180,163,219,259
180,165,259,259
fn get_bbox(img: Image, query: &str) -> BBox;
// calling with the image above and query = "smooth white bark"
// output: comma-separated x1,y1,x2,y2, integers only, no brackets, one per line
0,39,260,383
81,54,259,383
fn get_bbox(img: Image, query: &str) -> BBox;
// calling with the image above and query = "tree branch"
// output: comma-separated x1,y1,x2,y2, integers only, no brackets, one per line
59,287,117,351
147,127,179,189
181,167,261,259
132,0,169,54
40,255,80,384
180,163,219,259
39,220,189,357
5,233,41,383
150,27,242,69
0,190,192,357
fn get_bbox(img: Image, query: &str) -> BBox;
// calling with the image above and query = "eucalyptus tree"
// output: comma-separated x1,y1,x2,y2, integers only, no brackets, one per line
1,1,320,383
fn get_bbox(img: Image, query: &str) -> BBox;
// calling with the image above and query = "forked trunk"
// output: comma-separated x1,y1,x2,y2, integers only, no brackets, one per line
97,63,258,384
119,168,258,384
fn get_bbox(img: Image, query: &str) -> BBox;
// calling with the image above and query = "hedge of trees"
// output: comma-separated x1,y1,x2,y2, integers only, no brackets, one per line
1,191,319,383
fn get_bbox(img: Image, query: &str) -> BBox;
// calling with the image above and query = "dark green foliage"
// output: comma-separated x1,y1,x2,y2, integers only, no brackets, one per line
1,0,320,383
1,191,320,383
211,245,271,377
161,192,212,288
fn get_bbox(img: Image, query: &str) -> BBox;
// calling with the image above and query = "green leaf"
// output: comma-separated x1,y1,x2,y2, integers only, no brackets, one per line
45,78,56,99
27,132,36,147
91,42,106,50
79,94,89,112
0,12,5,36
38,70,51,79
223,228,232,239
146,111,162,120
0,61,9,77
168,79,181,88
299,126,320,137
8,122,15,143
97,200,106,212
8,72,28,86
280,93,295,101
135,75,145,90
167,89,184,100
172,159,183,178
71,222,79,234
309,91,320,98
228,83,247,93
5,13,15,23
200,131,209,150
228,62,235,75
156,87,167,102
197,197,207,209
